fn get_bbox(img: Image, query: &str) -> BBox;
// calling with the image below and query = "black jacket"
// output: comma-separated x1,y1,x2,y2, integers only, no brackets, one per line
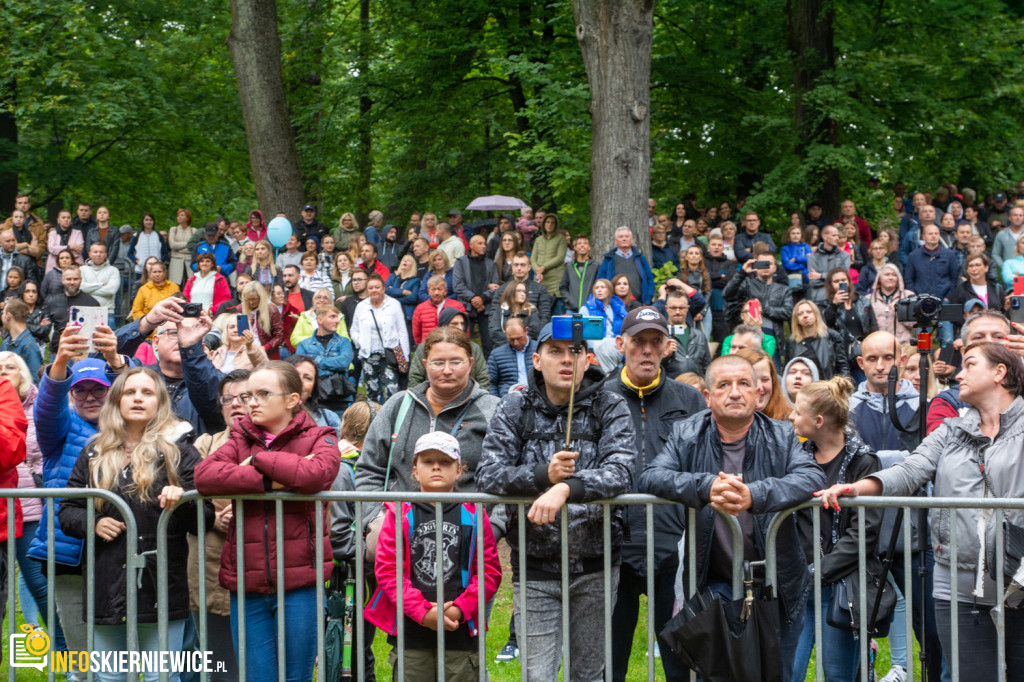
662,324,712,377
639,410,825,621
494,279,553,325
294,220,327,243
606,374,706,572
794,429,883,584
822,298,878,357
723,269,794,338
948,278,1005,311
59,436,213,624
704,254,735,292
785,329,850,380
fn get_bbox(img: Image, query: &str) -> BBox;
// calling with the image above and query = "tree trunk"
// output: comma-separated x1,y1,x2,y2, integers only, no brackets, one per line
787,0,839,218
227,0,305,218
573,0,655,260
354,0,373,224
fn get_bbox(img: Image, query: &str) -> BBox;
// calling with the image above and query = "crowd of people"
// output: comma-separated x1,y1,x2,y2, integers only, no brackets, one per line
0,185,1022,682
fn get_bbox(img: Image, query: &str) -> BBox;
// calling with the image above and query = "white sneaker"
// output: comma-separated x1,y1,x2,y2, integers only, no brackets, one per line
879,665,907,682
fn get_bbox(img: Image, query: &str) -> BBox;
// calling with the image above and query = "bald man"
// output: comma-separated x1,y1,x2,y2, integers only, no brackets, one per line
848,331,917,453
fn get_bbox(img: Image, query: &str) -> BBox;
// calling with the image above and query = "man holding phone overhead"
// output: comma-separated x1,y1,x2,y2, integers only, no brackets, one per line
47,265,100,355
723,244,794,355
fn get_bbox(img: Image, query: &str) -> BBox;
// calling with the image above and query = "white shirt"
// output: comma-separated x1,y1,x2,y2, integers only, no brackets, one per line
350,296,410,360
134,231,162,273
439,236,466,265
79,260,121,310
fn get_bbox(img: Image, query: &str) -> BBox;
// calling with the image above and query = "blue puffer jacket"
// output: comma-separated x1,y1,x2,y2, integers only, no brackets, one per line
487,338,538,397
781,243,812,279
27,370,98,568
583,294,628,337
385,274,421,320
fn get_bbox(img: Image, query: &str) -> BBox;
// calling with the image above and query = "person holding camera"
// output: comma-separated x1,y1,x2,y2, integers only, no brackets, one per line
114,297,225,435
905,224,959,343
661,289,711,377
723,244,794,351
867,263,917,345
822,268,877,383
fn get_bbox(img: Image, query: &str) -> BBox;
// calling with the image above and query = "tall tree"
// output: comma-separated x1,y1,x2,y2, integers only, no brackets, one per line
572,0,655,257
228,0,305,217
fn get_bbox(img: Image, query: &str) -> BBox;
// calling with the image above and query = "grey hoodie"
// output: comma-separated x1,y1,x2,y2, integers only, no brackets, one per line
780,356,821,408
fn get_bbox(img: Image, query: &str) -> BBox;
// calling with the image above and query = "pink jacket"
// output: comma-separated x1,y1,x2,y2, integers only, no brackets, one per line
15,385,41,524
365,501,501,637
183,273,232,313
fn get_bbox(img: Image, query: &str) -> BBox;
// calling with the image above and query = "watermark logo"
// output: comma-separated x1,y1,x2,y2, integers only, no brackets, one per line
10,623,50,671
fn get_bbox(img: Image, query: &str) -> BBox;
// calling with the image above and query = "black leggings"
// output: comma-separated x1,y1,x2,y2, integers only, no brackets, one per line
934,600,1024,680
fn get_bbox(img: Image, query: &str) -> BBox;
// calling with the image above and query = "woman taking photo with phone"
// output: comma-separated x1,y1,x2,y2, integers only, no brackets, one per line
822,268,877,384
59,367,208,682
211,313,269,372
195,361,340,682
240,281,284,359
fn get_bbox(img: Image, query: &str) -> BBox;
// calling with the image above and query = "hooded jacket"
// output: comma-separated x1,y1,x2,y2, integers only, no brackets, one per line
849,379,918,454
606,372,705,572
638,410,826,621
583,293,628,338
868,264,916,344
476,365,636,577
354,379,500,525
872,396,1024,606
780,357,821,408
59,428,210,624
193,410,340,593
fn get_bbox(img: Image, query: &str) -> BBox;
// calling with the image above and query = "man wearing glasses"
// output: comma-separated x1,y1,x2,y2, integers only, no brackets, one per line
113,296,225,435
661,290,711,377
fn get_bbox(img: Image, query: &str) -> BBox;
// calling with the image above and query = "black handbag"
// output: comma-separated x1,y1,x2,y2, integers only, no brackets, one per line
318,372,355,408
987,519,1024,584
826,568,897,637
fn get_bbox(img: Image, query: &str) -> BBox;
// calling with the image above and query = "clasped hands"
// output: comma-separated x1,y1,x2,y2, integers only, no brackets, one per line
709,472,752,516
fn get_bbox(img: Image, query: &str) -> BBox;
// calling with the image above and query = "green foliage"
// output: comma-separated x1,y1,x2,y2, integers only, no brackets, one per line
652,261,677,288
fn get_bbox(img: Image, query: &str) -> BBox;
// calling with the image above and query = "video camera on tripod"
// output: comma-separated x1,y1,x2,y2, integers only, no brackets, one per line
895,294,962,327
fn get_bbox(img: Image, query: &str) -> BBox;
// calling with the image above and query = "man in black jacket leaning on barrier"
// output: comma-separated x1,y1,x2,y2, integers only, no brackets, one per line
476,322,635,682
606,306,706,682
639,354,825,682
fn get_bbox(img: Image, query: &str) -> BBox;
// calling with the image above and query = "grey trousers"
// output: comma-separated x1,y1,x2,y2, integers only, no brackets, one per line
54,574,87,673
513,567,619,682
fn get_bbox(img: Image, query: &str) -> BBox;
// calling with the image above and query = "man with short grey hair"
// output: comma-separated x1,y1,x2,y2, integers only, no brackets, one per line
640,354,824,681
596,227,655,304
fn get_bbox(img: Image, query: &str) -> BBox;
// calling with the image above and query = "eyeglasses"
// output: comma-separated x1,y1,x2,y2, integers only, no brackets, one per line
71,385,109,401
218,394,247,406
426,359,469,370
237,391,288,405
156,329,178,339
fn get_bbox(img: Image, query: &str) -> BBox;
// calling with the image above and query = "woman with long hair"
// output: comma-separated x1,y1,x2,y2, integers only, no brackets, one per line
333,212,361,252
786,299,849,379
734,347,789,420
240,281,284,359
2,266,25,302
331,251,354,303
385,254,421,323
250,240,282,291
868,264,916,344
680,244,712,338
495,230,523,284
531,214,569,306
41,249,75,304
803,225,820,253
612,274,641,311
183,252,231,314
823,268,877,384
169,208,195,287
583,278,628,338
284,354,342,435
816,342,1024,680
270,283,302,355
60,367,208,681
841,221,867,280
131,260,180,322
210,313,269,372
416,249,453,303
195,361,339,682
490,279,542,347
790,376,883,682
18,280,51,352
235,240,256,277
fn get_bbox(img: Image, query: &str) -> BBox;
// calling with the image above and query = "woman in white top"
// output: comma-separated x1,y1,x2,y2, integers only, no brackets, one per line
183,253,230,314
350,274,410,403
168,209,195,287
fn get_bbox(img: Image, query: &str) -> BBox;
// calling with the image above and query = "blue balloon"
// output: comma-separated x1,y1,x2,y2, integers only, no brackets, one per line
267,216,293,248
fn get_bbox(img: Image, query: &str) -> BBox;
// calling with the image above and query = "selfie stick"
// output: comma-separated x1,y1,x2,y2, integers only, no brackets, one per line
564,314,585,448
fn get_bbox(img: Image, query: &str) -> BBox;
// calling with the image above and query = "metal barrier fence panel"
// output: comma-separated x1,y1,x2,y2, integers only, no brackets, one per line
4,489,1019,681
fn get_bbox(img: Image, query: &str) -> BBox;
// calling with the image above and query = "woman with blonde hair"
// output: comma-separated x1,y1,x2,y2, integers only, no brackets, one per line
786,299,849,379
59,367,208,681
734,347,789,420
680,244,712,337
333,212,361,251
240,281,284,359
210,313,269,372
719,221,737,260
416,249,453,302
385,253,421,323
168,208,195,287
250,240,282,291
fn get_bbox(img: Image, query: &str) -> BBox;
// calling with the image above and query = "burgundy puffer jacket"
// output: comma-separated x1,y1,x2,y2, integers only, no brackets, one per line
194,410,340,594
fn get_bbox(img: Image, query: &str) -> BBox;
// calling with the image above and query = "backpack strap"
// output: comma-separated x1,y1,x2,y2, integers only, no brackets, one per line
382,393,414,492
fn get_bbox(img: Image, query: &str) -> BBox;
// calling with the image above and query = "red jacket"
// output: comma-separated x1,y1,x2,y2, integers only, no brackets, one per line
252,306,284,359
183,273,232,314
365,501,501,637
0,381,26,542
193,411,340,593
280,303,301,353
411,298,466,345
359,258,391,281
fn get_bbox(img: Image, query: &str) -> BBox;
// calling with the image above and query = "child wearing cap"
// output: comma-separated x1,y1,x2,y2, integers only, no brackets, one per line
365,431,501,680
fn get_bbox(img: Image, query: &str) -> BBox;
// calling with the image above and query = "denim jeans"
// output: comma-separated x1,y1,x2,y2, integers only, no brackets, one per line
512,568,619,682
92,619,186,682
14,520,67,650
791,583,860,682
230,586,319,682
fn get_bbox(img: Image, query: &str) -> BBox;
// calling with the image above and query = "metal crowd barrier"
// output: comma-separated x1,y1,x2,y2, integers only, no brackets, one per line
4,489,1018,681
0,488,140,682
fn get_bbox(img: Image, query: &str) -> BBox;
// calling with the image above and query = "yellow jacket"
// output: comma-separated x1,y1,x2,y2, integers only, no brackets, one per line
131,280,181,320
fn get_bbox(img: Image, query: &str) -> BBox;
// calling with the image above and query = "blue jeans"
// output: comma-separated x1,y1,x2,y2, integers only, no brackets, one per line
707,580,806,682
230,586,318,682
92,619,187,682
15,520,66,651
791,583,860,682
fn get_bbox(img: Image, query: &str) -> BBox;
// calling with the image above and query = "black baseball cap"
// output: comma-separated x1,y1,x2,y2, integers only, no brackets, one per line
619,306,669,337
302,204,316,212
995,192,1008,203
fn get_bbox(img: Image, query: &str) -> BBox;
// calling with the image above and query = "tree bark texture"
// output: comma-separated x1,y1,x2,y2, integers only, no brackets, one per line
787,0,840,218
228,0,306,218
573,0,655,259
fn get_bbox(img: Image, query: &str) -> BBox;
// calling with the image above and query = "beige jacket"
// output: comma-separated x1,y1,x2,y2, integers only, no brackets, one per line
188,429,232,615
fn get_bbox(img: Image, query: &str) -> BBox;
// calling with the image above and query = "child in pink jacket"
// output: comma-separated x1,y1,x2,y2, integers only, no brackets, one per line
364,431,501,681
